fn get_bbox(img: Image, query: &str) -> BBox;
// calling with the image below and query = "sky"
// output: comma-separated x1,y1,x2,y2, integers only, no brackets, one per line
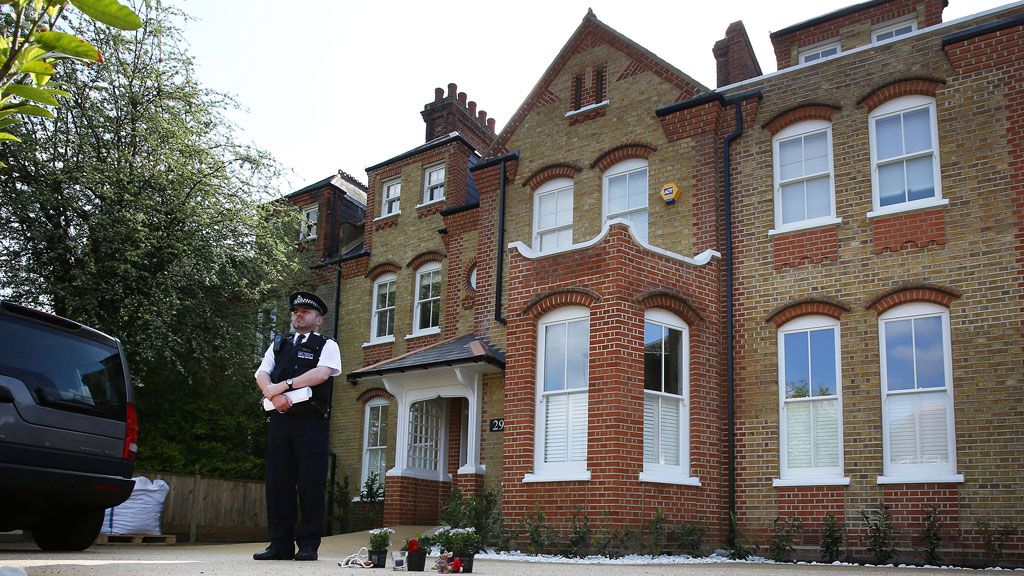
166,0,1014,195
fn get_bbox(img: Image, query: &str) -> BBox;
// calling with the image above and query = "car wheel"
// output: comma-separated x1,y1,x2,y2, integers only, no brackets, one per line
32,509,105,551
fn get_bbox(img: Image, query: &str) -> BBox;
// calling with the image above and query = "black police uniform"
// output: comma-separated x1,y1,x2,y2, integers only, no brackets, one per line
265,332,333,554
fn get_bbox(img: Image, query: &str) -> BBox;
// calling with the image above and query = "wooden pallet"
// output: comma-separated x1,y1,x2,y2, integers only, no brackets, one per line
95,533,176,545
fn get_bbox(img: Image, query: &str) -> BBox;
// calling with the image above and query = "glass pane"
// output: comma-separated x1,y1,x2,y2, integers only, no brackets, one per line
809,328,836,397
876,115,903,160
786,401,812,468
644,322,662,392
887,394,917,465
906,156,935,201
629,210,649,243
369,448,386,477
544,395,567,462
805,176,831,220
784,331,810,398
661,398,680,466
538,194,557,229
813,399,840,467
608,174,628,213
914,316,946,388
903,108,932,154
918,391,949,463
804,132,828,175
555,189,573,226
664,327,682,396
538,230,555,252
885,319,915,391
644,395,657,464
781,182,805,224
566,320,589,389
878,162,907,206
779,138,803,181
627,169,648,210
555,228,573,249
544,323,566,392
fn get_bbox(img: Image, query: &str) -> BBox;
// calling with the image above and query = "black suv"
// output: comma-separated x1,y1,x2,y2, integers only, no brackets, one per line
0,301,137,550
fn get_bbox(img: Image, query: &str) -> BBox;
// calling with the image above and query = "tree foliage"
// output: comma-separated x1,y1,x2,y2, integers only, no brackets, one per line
0,1,309,479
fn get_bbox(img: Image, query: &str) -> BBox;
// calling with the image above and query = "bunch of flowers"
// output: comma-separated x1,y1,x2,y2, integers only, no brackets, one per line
368,527,394,551
434,526,481,556
404,533,433,553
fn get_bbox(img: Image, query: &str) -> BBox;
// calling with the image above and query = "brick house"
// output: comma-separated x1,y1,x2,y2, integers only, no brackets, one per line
284,0,1024,563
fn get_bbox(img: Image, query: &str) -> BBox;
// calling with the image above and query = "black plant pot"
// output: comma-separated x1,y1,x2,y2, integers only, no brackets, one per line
407,550,428,571
457,554,475,573
368,549,387,568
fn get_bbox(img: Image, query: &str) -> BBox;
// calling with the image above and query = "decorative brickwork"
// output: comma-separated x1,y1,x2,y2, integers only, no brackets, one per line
865,282,961,315
766,297,851,327
635,289,703,326
407,251,446,270
523,164,583,190
772,225,840,269
870,208,946,254
357,387,393,404
858,77,946,111
520,287,602,319
762,103,841,135
590,142,657,172
366,262,401,280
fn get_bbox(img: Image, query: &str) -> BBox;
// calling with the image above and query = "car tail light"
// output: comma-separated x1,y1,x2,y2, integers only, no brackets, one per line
123,402,138,461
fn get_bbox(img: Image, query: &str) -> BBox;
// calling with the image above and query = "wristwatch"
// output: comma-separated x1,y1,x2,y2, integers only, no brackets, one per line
285,379,294,391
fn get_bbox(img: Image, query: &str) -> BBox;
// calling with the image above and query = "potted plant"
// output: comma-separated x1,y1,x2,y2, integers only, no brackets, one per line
434,526,481,573
368,527,394,568
403,533,432,571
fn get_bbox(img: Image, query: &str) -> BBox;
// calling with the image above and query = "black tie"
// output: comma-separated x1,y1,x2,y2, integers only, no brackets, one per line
295,334,305,347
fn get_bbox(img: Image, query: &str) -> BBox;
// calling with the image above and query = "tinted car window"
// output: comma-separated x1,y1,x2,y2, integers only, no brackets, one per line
0,315,127,421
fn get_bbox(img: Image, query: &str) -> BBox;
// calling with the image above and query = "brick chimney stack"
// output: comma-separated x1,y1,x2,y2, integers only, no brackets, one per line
421,82,498,152
713,21,762,88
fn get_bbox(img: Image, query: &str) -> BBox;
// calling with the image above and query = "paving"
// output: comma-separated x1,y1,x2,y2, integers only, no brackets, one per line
0,527,963,576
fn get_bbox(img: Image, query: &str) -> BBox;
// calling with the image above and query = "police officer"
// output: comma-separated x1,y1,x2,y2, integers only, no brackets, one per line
253,291,341,561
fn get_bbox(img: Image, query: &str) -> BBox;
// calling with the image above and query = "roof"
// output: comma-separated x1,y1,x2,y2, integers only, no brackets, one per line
365,132,476,173
348,333,505,381
286,171,368,207
770,0,897,38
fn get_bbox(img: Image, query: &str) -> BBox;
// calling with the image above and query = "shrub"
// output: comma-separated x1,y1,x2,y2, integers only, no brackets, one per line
673,522,707,557
727,515,758,560
860,505,900,565
521,504,554,555
819,513,844,563
768,516,803,562
368,527,394,552
978,520,1018,567
434,526,482,556
917,505,944,566
441,487,502,547
564,507,592,558
646,510,667,557
593,527,635,559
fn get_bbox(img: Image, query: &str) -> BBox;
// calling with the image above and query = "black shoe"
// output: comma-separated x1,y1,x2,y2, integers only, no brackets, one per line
253,546,295,560
294,548,318,561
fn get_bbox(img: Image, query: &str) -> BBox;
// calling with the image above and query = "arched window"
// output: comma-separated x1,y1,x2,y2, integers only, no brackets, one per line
362,398,389,484
641,309,691,483
533,177,574,252
603,158,648,243
412,262,442,336
869,95,943,214
772,120,838,233
370,272,396,343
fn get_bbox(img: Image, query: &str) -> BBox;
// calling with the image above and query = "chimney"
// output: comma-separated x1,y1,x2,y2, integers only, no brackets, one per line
713,21,762,88
421,83,499,151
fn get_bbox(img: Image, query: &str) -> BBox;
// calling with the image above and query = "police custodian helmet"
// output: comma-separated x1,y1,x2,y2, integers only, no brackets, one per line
289,291,328,316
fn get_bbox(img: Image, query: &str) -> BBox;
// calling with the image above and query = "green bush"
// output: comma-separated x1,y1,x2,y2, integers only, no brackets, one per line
768,516,802,562
646,510,667,557
819,513,844,563
918,505,944,566
673,522,707,557
860,504,900,565
978,520,1018,567
564,507,592,558
440,487,502,548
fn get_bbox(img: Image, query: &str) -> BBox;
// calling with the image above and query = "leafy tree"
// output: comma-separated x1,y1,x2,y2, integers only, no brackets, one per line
1,0,142,157
0,1,309,479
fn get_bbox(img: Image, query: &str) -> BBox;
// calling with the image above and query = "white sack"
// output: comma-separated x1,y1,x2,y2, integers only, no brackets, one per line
101,476,170,535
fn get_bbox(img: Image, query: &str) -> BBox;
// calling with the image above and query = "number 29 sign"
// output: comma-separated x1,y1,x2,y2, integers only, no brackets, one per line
489,418,505,432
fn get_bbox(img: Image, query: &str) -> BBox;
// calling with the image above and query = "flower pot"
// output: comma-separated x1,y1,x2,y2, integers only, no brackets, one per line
457,554,475,573
368,549,387,568
406,550,428,571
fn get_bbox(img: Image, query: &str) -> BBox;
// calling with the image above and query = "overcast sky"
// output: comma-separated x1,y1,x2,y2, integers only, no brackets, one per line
166,0,1013,195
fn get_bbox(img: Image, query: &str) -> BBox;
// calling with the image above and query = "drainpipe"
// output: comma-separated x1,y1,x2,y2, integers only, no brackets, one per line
722,88,760,547
494,158,509,325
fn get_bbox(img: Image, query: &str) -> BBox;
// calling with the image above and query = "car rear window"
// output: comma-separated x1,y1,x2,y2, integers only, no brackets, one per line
0,315,128,421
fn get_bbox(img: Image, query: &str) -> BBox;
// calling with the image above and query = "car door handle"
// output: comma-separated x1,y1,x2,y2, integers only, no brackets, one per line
0,385,13,403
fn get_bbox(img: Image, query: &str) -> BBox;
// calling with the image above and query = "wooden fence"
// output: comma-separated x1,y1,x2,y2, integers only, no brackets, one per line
134,470,267,543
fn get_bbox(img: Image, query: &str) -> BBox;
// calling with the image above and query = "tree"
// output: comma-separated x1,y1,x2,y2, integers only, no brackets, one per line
0,1,309,479
1,0,142,159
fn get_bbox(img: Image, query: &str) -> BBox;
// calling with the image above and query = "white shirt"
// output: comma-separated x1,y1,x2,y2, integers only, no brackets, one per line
255,332,342,379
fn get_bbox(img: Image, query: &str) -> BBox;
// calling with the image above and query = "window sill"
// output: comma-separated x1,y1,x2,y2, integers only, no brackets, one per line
374,211,401,221
876,474,964,485
405,328,440,340
768,216,842,237
522,471,591,483
773,477,851,487
416,199,444,209
386,467,451,483
867,197,948,219
639,472,702,487
565,100,609,118
362,337,395,348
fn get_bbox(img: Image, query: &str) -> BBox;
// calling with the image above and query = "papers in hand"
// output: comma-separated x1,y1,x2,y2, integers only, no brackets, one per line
262,387,312,411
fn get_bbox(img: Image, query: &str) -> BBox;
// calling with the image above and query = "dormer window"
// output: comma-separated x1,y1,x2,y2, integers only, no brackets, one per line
423,164,445,204
873,18,917,44
300,203,318,240
798,41,840,64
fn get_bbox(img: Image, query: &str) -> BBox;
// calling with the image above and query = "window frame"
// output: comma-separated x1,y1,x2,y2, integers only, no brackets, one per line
872,17,917,44
422,163,445,205
532,177,574,253
380,178,402,218
775,315,847,485
771,120,840,234
300,203,318,241
361,398,389,486
878,302,961,483
406,399,444,472
411,262,442,337
370,273,397,344
798,40,841,65
602,158,649,243
641,309,696,485
868,95,945,217
527,306,591,482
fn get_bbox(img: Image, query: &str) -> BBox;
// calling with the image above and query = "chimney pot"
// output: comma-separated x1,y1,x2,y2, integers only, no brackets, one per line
447,83,457,98
458,92,467,106
487,118,496,132
434,87,444,101
478,110,487,122
468,101,477,115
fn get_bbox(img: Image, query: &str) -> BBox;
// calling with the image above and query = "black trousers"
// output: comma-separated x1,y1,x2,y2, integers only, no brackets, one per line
265,408,329,551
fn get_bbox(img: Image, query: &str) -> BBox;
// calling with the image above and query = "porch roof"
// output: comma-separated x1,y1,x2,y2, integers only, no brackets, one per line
347,333,504,382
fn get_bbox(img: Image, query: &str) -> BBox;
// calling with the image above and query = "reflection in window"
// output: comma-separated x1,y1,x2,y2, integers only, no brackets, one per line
604,159,649,242
870,96,941,211
643,311,688,473
536,307,589,474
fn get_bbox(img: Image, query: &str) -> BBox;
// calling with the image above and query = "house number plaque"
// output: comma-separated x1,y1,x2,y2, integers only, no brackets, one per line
489,418,505,432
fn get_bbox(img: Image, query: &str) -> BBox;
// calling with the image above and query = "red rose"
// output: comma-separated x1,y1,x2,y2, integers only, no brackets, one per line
407,539,419,552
